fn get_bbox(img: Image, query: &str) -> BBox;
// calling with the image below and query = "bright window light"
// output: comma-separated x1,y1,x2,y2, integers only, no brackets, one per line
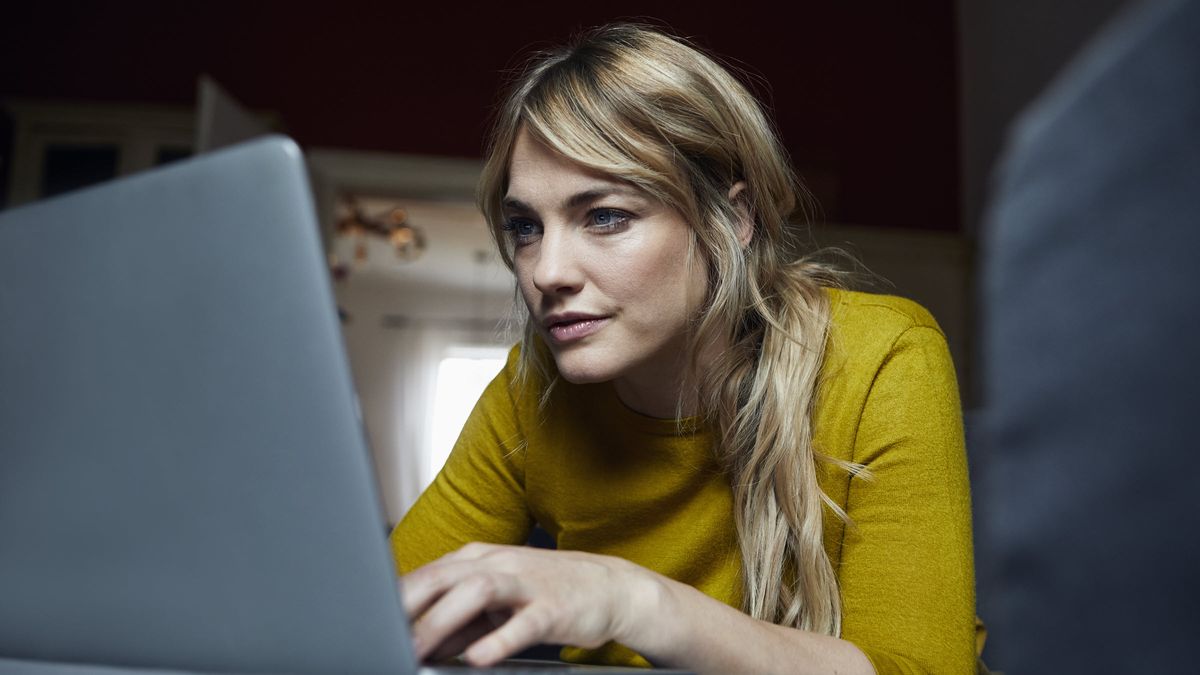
427,347,508,485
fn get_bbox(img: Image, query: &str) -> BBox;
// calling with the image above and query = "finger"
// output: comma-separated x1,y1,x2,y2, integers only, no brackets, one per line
425,613,495,663
399,573,443,619
400,558,484,618
426,609,515,663
462,606,551,667
401,543,511,616
411,573,523,661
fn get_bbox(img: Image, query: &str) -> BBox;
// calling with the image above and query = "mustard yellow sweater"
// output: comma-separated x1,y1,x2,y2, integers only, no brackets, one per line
391,289,977,674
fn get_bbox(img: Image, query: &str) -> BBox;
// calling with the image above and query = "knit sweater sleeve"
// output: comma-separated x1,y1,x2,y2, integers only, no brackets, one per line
837,325,977,675
388,348,533,574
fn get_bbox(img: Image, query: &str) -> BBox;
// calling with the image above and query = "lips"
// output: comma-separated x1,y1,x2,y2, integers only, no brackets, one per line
543,313,610,343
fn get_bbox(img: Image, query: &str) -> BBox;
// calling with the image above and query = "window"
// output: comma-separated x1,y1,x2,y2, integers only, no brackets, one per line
3,101,195,207
425,345,509,485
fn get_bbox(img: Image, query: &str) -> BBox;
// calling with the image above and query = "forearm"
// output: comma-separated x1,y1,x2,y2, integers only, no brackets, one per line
619,571,874,675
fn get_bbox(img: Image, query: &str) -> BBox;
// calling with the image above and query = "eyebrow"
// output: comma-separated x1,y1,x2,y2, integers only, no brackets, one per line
502,185,646,214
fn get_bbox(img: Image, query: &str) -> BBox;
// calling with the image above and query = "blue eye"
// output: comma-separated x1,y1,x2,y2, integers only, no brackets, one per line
588,208,631,230
501,218,542,246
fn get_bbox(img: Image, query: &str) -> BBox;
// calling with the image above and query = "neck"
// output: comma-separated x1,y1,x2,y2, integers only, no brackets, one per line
613,373,698,419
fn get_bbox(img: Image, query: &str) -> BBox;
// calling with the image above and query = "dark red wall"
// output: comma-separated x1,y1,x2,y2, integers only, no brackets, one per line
1,2,960,230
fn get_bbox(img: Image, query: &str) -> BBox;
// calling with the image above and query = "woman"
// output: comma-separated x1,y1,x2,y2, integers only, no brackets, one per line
391,24,977,674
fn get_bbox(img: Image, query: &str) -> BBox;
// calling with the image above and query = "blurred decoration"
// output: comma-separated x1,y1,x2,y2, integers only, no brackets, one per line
330,197,427,277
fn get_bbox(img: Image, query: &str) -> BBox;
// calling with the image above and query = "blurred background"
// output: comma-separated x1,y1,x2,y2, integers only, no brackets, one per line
0,0,1126,525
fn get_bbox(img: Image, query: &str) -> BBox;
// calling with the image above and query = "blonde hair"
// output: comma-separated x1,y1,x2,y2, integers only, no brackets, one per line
478,23,858,636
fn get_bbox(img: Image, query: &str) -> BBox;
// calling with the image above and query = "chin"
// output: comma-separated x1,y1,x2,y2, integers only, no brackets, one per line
550,351,620,385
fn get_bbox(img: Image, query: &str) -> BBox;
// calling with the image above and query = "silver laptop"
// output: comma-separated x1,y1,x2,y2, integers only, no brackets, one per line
0,138,677,674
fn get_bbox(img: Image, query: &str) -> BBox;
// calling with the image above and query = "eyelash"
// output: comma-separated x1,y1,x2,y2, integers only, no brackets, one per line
587,208,632,230
501,218,541,246
500,208,633,246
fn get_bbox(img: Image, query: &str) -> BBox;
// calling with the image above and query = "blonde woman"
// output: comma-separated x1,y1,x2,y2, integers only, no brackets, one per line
392,24,976,674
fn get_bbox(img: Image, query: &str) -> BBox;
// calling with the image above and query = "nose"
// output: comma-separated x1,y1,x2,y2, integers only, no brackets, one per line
531,228,584,297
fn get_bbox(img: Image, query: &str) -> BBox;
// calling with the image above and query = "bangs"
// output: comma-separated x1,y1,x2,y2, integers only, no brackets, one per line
517,58,687,211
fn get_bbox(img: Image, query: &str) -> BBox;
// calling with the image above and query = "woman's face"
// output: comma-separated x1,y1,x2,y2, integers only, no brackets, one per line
503,129,708,402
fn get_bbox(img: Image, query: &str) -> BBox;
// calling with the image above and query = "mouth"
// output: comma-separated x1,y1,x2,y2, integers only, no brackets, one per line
543,313,610,343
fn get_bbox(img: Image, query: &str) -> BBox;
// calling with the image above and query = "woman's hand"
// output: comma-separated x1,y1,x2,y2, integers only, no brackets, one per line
400,542,663,666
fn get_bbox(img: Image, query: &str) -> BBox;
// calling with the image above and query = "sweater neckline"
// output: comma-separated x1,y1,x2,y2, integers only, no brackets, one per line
595,382,708,438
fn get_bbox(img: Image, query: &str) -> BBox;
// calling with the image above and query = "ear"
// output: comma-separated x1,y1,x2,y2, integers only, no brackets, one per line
728,181,753,248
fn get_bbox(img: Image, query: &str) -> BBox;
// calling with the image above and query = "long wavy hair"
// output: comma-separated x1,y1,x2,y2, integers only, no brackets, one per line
477,23,859,636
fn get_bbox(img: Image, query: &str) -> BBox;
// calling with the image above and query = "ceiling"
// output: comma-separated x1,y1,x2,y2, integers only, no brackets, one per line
0,2,962,231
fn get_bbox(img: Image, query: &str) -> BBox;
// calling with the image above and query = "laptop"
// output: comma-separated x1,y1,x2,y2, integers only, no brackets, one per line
0,137,684,674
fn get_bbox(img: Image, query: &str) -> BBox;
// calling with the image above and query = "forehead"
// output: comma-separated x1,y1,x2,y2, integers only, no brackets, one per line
505,130,628,201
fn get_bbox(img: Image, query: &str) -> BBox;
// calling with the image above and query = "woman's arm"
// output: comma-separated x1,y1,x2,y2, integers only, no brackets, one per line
402,543,874,675
833,322,976,673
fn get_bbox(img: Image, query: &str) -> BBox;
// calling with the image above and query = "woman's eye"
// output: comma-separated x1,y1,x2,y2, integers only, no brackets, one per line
588,208,631,230
502,218,542,246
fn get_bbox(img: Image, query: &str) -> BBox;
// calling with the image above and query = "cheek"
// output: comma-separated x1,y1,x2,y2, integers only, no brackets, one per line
591,246,653,302
513,258,538,305
604,240,702,317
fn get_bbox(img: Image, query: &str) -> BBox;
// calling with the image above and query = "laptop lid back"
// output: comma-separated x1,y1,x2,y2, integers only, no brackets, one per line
0,136,413,674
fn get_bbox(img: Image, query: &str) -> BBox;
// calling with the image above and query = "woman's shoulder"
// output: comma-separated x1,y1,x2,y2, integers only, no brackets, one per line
813,288,959,465
817,288,953,415
825,287,944,342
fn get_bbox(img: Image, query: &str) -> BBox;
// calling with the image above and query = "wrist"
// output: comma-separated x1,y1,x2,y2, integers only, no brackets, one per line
610,561,679,657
